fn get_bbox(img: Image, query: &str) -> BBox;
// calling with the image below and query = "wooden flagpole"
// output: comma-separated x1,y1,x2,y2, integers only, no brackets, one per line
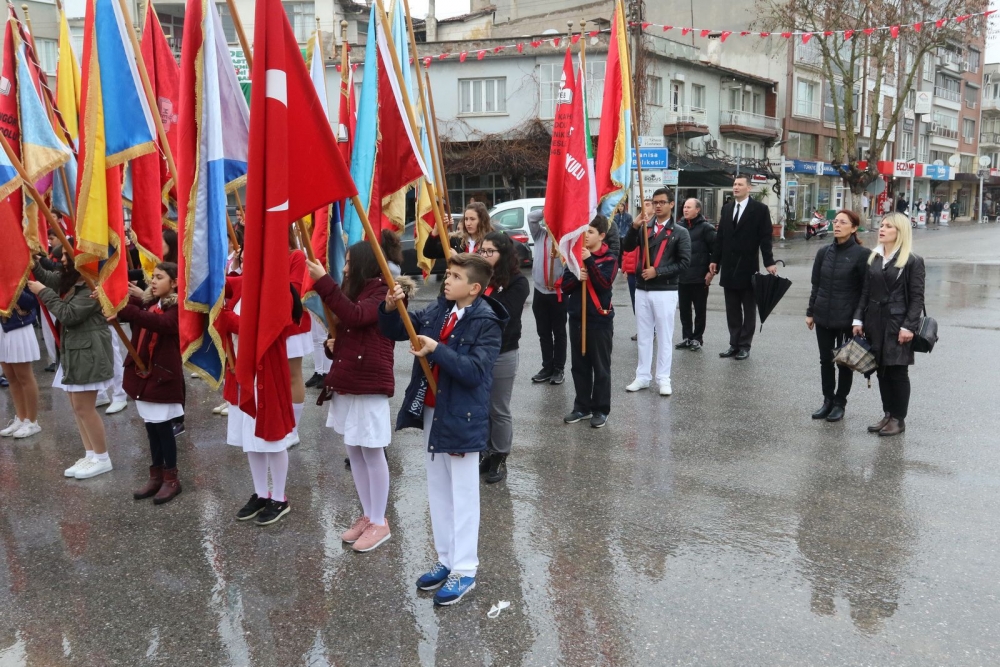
400,0,450,259
0,131,147,372
225,0,253,70
621,0,650,267
424,71,453,224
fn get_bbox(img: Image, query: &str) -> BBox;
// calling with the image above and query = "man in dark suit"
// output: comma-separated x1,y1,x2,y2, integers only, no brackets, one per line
709,175,777,360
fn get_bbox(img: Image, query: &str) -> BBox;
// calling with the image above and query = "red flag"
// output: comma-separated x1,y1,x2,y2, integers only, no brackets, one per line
132,3,180,273
542,50,592,278
890,25,900,39
700,29,710,38
844,30,855,40
0,20,24,235
237,0,357,439
720,31,732,42
802,33,813,43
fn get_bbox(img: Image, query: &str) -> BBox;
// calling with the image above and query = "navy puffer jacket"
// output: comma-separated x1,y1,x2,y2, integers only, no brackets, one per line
379,293,508,454
806,237,871,329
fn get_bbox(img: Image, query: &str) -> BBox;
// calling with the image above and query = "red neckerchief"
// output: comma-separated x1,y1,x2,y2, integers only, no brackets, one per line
425,311,459,408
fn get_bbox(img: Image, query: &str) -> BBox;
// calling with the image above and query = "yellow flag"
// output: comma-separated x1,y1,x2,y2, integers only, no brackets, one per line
414,179,436,276
56,7,81,143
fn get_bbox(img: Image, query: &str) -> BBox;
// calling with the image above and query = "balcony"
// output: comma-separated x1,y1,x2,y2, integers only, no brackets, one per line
932,125,959,140
793,99,822,120
934,86,961,102
719,110,782,140
980,132,1000,146
983,98,1000,112
662,106,710,139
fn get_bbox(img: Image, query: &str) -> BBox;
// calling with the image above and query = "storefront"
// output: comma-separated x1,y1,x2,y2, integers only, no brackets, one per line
784,160,843,221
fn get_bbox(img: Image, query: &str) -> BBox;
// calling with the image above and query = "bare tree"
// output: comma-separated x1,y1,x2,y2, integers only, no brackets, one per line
760,0,988,206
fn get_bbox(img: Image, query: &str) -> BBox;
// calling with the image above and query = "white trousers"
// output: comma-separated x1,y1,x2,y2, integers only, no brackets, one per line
634,290,678,385
311,318,331,374
108,323,129,403
423,408,480,577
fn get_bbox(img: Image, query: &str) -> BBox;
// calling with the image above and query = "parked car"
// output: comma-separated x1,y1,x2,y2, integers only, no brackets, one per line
489,198,544,268
399,212,532,277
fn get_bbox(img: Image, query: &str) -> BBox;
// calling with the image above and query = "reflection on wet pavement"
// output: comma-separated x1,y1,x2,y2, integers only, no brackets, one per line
1,224,999,665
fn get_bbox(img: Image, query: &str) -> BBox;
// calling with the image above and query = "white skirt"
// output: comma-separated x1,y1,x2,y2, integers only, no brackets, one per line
226,402,291,453
52,365,114,393
285,331,312,359
326,393,391,448
0,325,40,364
136,400,184,424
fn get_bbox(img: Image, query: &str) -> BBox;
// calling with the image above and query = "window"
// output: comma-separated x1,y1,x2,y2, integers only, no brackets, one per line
585,60,605,118
935,75,961,102
647,76,663,106
35,38,58,76
964,85,978,109
283,2,315,43
691,84,706,111
539,63,561,119
823,83,859,124
906,89,916,109
670,80,684,112
967,48,981,74
795,79,819,118
787,132,817,159
217,3,237,43
459,78,507,115
727,140,757,159
917,134,929,162
825,136,841,160
932,111,958,131
960,155,975,173
923,54,934,81
900,131,913,159
491,207,524,230
963,118,975,142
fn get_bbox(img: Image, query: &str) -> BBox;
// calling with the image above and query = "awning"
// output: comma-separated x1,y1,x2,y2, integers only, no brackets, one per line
671,154,773,188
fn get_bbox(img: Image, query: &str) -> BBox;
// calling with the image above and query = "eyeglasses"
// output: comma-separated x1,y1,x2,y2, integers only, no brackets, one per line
477,248,497,258
652,200,670,206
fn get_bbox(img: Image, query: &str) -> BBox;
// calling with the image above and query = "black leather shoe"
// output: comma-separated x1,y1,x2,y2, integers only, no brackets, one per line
868,413,891,433
719,347,738,358
305,372,325,388
479,451,493,475
812,399,833,420
878,418,905,437
735,349,750,361
825,405,845,422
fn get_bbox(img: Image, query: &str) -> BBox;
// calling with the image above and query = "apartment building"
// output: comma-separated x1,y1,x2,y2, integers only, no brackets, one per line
979,63,1000,218
0,1,65,75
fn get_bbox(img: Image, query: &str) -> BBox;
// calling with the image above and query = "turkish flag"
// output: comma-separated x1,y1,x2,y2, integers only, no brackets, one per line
237,0,357,440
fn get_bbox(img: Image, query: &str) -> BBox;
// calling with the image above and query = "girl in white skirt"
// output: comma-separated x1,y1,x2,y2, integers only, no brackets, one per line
114,263,185,504
217,276,295,527
285,230,312,447
27,253,115,479
0,290,41,439
307,242,409,553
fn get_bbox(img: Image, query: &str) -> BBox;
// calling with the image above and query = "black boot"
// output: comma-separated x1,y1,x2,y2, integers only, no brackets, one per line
485,454,507,484
812,399,833,420
826,404,845,422
479,451,493,475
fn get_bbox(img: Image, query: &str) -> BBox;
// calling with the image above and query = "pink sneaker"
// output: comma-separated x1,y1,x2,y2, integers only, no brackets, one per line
352,520,391,552
341,516,370,544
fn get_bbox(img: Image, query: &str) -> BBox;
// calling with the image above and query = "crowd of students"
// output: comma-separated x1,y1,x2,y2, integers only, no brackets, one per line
0,177,928,607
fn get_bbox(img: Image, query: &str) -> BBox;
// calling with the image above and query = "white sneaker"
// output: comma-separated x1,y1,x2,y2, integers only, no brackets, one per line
212,402,227,415
286,431,300,448
625,379,650,392
94,396,111,408
75,457,113,479
12,421,41,438
220,405,229,416
64,457,90,477
659,380,673,396
1,418,24,437
105,400,128,415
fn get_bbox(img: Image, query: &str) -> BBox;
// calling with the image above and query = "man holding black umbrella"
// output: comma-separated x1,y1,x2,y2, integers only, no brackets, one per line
709,175,777,361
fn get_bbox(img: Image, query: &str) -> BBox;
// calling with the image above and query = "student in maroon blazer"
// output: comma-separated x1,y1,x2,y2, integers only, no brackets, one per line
114,262,185,504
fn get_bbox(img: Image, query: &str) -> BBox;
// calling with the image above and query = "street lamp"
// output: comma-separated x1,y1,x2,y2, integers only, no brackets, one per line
978,155,991,223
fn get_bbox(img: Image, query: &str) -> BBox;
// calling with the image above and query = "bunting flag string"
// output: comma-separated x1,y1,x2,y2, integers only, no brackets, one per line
330,8,994,70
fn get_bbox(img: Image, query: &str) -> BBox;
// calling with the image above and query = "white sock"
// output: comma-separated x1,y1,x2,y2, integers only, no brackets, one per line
85,450,96,460
293,403,304,429
95,452,110,462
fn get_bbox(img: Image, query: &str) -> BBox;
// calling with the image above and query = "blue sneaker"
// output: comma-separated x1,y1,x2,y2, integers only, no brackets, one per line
416,562,450,590
433,573,476,606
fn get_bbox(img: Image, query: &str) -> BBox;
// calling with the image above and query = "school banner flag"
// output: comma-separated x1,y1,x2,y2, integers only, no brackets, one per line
76,0,158,313
543,49,594,278
56,5,82,143
236,0,357,438
594,0,633,217
0,141,28,318
177,0,250,386
301,24,332,316
0,18,24,234
342,4,378,246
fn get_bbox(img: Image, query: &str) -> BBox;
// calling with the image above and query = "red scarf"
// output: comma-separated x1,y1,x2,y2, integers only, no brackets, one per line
425,312,459,408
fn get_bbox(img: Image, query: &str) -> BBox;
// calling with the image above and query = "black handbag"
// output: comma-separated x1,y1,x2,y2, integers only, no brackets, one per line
912,306,938,353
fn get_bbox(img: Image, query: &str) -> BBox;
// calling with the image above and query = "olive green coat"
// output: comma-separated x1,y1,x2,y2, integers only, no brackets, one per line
33,265,114,386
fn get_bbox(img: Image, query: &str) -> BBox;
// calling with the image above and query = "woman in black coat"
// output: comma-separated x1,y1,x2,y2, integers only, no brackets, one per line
476,231,529,484
806,209,871,422
853,213,926,437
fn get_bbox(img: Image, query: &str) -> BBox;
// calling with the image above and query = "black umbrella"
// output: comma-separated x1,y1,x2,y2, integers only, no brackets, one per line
751,271,792,330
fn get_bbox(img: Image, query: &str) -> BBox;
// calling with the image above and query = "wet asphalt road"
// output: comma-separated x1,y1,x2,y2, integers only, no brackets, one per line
1,223,999,666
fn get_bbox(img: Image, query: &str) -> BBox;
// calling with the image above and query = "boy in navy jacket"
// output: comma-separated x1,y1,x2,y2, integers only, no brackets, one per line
379,253,508,606
561,215,618,429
